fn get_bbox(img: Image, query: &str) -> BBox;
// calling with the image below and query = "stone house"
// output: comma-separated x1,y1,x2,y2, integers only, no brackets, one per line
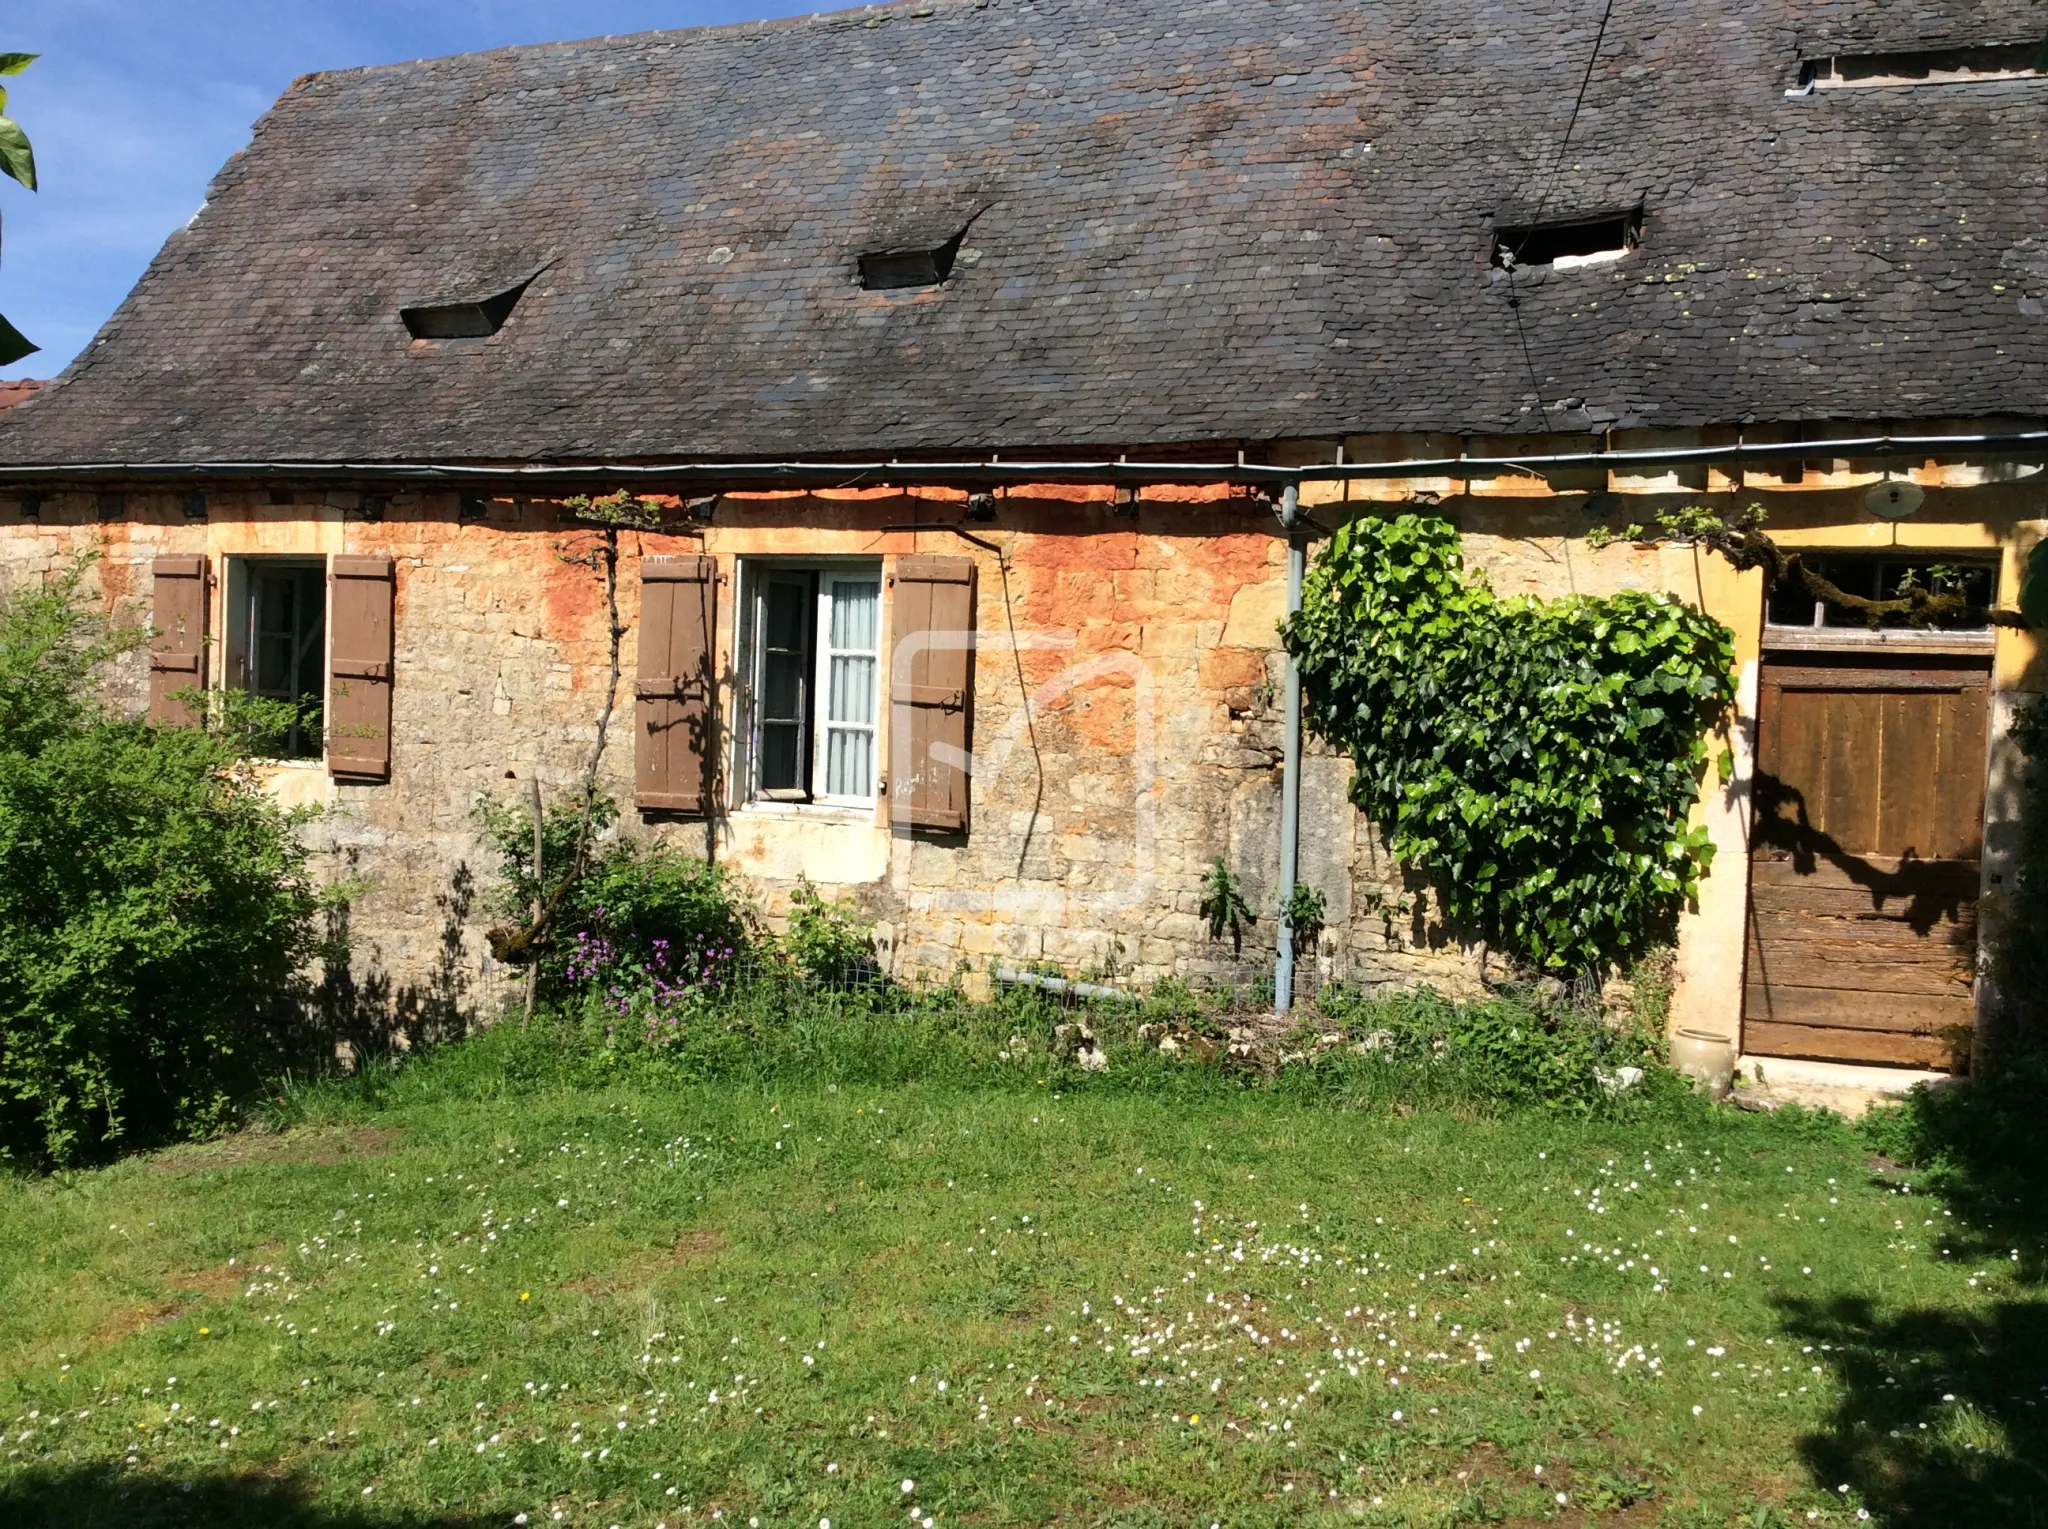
0,0,2042,1079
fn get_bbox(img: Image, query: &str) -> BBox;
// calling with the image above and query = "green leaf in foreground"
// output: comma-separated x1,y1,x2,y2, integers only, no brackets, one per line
0,310,36,365
2021,537,2048,631
0,111,34,191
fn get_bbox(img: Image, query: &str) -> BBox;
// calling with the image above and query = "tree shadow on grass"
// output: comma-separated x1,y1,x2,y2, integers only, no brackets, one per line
1779,1293,2048,1525
1777,1042,2048,1524
0,1463,499,1529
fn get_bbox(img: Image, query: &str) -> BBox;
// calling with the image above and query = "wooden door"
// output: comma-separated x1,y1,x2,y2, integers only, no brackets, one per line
1744,654,1989,1067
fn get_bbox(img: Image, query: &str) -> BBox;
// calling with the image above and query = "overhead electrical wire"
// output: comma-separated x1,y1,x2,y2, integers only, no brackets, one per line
1504,0,1620,433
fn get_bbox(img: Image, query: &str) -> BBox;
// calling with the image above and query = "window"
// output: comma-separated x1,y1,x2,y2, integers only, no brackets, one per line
225,558,326,757
1795,42,2046,92
740,563,882,805
1765,555,1998,631
401,280,530,340
1493,208,1642,270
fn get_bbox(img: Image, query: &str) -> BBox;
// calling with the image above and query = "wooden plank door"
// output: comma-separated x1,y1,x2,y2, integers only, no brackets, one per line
1744,654,1989,1067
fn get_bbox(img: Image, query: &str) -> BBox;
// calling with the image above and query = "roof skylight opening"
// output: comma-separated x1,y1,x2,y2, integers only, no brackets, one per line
857,228,967,292
1792,41,2047,93
401,280,530,340
1492,208,1641,272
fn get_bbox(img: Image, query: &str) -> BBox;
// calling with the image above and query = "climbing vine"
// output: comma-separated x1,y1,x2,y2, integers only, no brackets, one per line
1285,513,1737,974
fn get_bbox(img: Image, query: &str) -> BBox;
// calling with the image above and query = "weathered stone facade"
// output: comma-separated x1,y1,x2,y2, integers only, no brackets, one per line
1,480,1487,1027
5,445,2038,1052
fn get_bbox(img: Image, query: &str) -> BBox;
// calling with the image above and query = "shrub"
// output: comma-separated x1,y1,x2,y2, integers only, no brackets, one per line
0,561,320,1167
778,877,878,987
1992,694,2048,1055
475,791,754,1005
572,840,752,977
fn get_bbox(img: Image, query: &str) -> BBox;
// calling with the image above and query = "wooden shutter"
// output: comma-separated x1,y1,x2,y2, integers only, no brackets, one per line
328,555,395,781
636,555,716,812
889,554,977,832
148,555,209,725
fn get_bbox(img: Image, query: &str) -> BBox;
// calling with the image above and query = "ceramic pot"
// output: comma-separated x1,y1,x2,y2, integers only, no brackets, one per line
1671,1027,1737,1099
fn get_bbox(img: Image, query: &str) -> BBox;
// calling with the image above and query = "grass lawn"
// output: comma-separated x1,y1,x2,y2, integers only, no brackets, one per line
0,1036,2036,1528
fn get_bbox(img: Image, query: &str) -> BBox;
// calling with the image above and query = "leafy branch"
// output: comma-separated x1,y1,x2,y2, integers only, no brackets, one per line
1590,501,2048,630
0,51,39,365
1200,857,1255,958
1282,881,1326,956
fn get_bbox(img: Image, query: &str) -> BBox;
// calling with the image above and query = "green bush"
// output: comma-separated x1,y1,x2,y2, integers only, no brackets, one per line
0,561,320,1167
475,793,754,1004
778,876,879,987
1995,694,2048,1053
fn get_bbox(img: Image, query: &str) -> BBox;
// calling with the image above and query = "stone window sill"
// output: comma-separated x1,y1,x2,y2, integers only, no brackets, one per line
735,799,877,826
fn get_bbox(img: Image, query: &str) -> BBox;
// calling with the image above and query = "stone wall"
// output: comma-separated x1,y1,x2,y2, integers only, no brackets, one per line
2,455,2041,1048
0,484,1488,1032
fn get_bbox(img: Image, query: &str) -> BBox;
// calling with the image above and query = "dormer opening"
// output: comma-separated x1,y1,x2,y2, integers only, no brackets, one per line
857,227,968,292
1491,207,1642,271
1794,40,2047,91
401,279,530,340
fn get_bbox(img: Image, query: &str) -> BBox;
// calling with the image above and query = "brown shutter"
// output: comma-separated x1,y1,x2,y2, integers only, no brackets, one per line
328,555,394,781
148,556,210,725
889,554,977,832
636,554,716,812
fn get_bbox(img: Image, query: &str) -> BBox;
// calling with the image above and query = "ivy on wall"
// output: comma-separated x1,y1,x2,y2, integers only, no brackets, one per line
1285,514,1738,974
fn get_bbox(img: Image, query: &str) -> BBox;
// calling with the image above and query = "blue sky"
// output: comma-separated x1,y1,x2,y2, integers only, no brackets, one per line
0,1,812,380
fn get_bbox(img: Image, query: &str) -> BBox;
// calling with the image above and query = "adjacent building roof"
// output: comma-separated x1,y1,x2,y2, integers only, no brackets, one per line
3,0,2045,468
0,380,45,413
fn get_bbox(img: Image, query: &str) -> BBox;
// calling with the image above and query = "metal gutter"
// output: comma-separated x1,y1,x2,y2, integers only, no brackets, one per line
0,428,2044,490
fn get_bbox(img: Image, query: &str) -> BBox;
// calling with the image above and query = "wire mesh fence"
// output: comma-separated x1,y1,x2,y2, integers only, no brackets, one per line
477,919,1636,1056
464,939,1656,1123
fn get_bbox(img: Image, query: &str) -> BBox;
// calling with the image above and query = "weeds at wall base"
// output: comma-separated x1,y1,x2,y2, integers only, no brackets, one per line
270,972,1734,1136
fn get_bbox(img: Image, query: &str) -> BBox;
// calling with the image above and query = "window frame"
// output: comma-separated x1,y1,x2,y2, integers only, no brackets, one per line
734,557,885,813
1762,553,2001,634
222,553,330,762
814,567,883,808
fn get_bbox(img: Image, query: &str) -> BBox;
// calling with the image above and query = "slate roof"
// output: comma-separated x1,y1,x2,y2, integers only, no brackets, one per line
4,0,2046,467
